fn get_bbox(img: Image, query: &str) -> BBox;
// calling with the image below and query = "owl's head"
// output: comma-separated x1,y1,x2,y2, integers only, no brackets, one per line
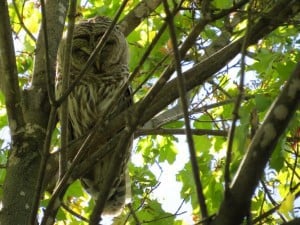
59,16,128,74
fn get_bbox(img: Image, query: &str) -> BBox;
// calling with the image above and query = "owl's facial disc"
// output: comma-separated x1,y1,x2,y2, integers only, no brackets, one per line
93,37,117,72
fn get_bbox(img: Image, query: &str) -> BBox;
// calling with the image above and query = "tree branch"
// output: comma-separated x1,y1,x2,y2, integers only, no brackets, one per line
0,1,25,142
39,0,56,104
32,0,68,89
135,128,227,137
119,0,163,36
143,98,242,129
12,0,36,42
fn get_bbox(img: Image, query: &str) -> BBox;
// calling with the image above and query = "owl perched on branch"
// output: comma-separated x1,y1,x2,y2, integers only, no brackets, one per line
56,16,132,215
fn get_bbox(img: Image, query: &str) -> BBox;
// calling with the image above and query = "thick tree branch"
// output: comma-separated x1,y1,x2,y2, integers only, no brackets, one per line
40,0,56,104
119,0,163,36
135,128,227,137
32,0,68,88
144,99,237,128
0,1,25,141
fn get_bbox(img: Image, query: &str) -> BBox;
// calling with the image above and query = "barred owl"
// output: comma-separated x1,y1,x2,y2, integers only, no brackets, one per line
56,16,132,215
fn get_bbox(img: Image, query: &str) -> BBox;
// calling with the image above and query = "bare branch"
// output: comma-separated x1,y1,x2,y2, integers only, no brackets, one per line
135,128,227,137
62,202,89,223
143,98,243,129
129,2,182,89
119,0,163,36
0,1,25,141
39,0,56,104
32,0,69,101
12,0,36,42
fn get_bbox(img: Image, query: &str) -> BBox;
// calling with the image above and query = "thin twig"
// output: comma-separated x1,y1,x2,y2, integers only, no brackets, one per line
12,0,36,42
142,211,187,224
61,202,89,223
132,55,169,96
253,205,280,224
289,144,299,190
163,0,209,222
261,180,286,222
130,22,168,81
127,203,141,225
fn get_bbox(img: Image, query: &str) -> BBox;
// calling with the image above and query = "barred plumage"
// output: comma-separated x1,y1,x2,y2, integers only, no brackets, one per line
56,16,132,215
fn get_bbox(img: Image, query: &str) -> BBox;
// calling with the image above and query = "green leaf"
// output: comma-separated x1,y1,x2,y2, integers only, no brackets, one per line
193,114,213,130
157,136,177,164
176,163,195,200
65,180,85,198
213,0,232,9
255,94,272,112
269,139,285,172
163,120,185,129
131,199,175,225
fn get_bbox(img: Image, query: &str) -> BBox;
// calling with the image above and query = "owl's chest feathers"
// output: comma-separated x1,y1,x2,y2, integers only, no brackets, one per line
68,72,126,137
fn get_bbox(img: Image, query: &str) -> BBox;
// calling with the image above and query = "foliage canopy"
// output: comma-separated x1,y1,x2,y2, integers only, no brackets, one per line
0,0,300,225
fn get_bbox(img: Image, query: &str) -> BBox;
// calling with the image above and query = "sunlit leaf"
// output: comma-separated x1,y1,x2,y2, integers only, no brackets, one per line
278,192,295,215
